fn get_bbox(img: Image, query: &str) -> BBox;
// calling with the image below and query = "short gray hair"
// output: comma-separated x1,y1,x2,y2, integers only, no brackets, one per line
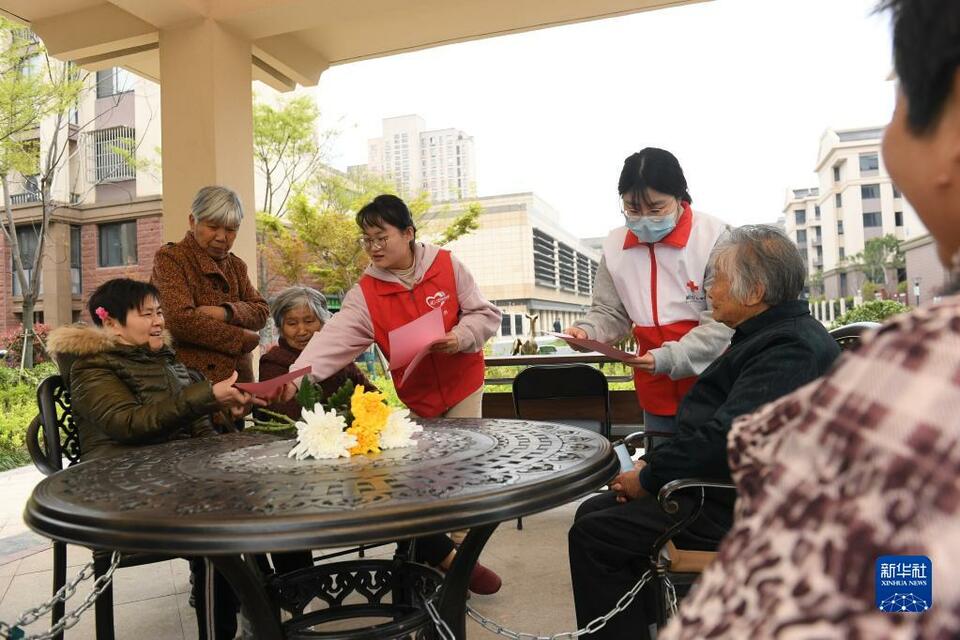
709,225,806,305
191,186,243,228
270,286,331,329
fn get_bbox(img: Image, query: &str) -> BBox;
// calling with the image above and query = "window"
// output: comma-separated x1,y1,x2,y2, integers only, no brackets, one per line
863,212,882,227
815,205,821,219
95,67,133,98
893,184,902,198
859,152,880,177
839,247,845,260
833,165,842,182
840,272,848,296
838,220,844,235
70,225,82,295
11,225,40,296
895,210,904,226
532,228,557,287
794,209,806,225
796,230,807,244
860,184,881,199
98,221,138,267
88,126,136,183
500,313,512,336
835,193,843,208
514,315,523,336
18,53,42,78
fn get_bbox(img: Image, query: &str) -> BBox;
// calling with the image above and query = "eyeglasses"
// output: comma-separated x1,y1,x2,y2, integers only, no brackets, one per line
358,236,388,250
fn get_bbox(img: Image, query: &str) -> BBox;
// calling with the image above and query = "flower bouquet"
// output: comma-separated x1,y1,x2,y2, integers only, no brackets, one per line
252,379,423,460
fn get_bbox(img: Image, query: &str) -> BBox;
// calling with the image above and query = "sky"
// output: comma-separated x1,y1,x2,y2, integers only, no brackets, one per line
306,0,895,239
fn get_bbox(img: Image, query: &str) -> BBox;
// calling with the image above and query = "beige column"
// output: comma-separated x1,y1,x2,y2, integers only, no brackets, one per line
158,19,257,281
39,222,73,326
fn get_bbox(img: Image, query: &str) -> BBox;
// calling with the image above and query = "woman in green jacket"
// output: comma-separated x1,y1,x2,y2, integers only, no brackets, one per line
47,277,262,640
47,278,257,462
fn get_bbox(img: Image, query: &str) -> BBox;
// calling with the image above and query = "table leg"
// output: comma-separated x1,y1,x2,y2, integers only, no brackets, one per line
435,523,498,639
209,555,284,639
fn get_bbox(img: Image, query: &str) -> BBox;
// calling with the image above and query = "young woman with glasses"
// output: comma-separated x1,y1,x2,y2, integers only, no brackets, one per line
281,193,503,594
565,148,733,439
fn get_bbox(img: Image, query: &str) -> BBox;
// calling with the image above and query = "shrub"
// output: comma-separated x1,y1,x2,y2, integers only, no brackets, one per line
0,361,58,471
0,323,52,366
831,299,910,329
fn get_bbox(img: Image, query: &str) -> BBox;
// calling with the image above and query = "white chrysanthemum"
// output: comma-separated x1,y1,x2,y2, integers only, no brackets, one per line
379,408,423,450
288,402,356,460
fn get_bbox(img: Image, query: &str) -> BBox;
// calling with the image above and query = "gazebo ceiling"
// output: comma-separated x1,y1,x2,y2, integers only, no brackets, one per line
1,0,708,90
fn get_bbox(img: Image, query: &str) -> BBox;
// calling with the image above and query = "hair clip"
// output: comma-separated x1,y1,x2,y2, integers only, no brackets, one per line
95,306,109,321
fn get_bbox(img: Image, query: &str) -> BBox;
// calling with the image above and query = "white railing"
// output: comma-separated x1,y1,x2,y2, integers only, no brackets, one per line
85,126,136,184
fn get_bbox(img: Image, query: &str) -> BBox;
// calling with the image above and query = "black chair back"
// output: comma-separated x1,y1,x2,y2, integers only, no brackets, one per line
828,321,881,351
512,364,611,438
27,375,81,476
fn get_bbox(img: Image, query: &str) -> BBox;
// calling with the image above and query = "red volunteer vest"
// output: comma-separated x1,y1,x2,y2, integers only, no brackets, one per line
358,250,484,418
610,204,724,415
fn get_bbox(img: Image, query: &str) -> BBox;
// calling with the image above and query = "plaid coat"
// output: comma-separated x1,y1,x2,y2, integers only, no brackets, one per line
661,296,960,639
150,232,268,383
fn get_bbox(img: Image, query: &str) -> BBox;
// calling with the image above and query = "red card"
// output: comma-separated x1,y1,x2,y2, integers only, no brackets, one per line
546,332,637,362
234,366,311,396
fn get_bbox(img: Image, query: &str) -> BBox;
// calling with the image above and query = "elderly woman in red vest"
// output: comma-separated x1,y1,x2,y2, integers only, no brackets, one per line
288,194,501,419
283,193,503,594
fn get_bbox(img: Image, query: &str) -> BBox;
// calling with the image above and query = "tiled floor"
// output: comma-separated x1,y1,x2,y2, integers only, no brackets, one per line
0,465,586,639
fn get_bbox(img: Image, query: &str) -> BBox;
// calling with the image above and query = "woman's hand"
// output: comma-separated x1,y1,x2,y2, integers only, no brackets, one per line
212,371,266,413
279,381,298,403
564,326,586,339
563,326,595,353
624,352,656,372
611,460,648,503
197,305,227,321
430,332,461,354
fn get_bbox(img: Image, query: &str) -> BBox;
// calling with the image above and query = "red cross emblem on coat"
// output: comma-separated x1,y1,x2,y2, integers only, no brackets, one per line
686,280,699,292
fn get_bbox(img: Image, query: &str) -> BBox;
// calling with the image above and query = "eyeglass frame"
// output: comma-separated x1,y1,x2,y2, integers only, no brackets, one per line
358,236,389,251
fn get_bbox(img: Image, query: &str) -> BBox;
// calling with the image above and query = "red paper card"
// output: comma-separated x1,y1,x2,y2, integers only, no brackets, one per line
546,332,637,363
234,366,311,396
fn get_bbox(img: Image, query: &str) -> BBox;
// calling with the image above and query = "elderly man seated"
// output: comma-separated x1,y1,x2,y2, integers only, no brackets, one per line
568,225,840,640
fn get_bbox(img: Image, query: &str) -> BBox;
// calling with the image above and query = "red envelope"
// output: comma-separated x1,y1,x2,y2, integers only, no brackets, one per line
234,366,311,396
546,332,637,362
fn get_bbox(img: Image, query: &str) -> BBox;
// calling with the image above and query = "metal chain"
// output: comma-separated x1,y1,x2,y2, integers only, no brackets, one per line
465,570,656,640
424,597,457,640
0,552,121,640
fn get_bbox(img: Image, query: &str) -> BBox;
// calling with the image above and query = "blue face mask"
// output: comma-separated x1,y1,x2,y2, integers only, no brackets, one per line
625,211,678,243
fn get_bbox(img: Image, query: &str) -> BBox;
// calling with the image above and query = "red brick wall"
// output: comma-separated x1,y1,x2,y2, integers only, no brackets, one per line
0,212,319,332
77,216,163,323
0,232,14,331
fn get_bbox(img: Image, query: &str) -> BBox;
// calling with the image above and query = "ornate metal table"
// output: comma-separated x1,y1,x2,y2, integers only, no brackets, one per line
24,418,617,639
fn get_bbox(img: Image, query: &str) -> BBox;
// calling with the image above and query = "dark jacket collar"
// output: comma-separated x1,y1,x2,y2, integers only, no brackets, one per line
732,300,811,343
262,337,302,365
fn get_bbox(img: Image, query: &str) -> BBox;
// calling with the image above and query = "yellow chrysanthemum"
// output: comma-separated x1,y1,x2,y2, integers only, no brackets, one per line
351,385,391,432
347,424,382,456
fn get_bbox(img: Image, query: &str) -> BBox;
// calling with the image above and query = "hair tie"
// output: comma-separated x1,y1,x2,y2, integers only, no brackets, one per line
95,306,109,321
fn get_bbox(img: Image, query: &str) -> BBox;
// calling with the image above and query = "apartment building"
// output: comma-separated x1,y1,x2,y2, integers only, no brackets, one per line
366,115,476,202
783,127,925,299
1,54,163,330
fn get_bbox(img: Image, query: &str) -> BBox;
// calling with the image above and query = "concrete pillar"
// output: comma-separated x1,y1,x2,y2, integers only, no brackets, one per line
840,297,847,316
820,300,827,322
40,222,73,326
158,19,257,282
827,299,835,323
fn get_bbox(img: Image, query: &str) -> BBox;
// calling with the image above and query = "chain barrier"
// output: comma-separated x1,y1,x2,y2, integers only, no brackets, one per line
424,597,457,640
463,570,661,640
0,551,121,640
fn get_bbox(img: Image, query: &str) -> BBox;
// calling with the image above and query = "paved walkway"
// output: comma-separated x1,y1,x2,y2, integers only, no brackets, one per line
0,465,585,639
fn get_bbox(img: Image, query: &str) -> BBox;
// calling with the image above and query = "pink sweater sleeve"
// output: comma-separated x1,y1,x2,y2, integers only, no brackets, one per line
290,285,375,384
449,253,502,352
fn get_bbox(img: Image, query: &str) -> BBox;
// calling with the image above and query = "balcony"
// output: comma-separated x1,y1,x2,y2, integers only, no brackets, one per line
10,191,41,205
